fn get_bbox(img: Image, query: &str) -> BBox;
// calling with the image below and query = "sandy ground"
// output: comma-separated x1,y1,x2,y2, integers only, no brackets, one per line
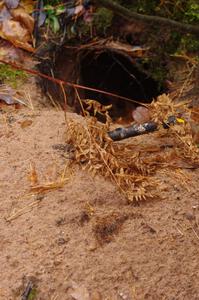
0,80,199,300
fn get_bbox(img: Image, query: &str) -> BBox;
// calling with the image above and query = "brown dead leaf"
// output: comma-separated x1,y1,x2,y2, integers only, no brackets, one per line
20,0,34,14
1,19,30,42
0,1,34,51
8,37,34,52
11,7,34,33
0,39,25,63
20,119,33,128
0,19,34,51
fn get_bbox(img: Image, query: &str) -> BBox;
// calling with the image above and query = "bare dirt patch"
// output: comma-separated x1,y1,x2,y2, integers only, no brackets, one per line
0,81,199,300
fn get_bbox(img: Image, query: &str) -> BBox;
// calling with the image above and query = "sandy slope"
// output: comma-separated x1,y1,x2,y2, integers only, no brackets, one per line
0,99,199,300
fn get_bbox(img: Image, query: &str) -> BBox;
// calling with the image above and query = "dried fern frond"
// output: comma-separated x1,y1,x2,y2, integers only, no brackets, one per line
149,94,199,161
82,99,112,124
67,116,161,202
150,93,190,123
66,93,198,202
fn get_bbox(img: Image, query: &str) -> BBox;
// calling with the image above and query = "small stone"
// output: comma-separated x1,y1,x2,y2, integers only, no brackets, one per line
57,237,69,245
185,212,195,221
132,106,151,124
36,194,44,201
88,242,97,251
55,217,66,226
192,205,199,210
54,260,61,266
118,291,128,300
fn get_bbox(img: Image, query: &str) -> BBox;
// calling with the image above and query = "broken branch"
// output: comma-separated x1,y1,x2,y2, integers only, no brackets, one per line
108,122,158,141
92,0,199,37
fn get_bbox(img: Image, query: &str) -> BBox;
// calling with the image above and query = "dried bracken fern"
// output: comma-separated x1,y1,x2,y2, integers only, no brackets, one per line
150,93,189,123
67,117,160,202
66,94,199,202
151,94,199,160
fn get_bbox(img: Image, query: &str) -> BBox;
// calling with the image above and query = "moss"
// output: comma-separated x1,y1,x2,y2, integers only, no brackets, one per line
74,7,113,37
151,67,167,89
28,288,37,300
179,35,199,53
0,64,27,88
93,8,113,35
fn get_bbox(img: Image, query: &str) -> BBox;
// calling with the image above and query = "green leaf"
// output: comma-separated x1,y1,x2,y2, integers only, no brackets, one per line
44,4,54,15
56,5,66,15
50,15,60,33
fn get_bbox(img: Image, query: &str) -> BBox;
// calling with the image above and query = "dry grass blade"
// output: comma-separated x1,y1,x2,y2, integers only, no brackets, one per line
27,163,70,195
29,180,68,195
5,200,39,222
28,162,38,186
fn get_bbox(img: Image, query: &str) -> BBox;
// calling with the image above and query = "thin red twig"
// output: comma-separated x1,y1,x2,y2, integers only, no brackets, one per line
0,59,146,105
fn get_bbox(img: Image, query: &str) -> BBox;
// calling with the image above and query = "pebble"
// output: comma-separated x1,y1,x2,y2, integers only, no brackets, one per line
184,212,195,221
132,106,151,124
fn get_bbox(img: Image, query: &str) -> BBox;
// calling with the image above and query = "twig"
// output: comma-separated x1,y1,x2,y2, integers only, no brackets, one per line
108,122,158,141
74,87,86,116
93,0,199,37
21,281,33,300
46,91,62,111
0,59,147,106
192,227,199,242
60,82,68,122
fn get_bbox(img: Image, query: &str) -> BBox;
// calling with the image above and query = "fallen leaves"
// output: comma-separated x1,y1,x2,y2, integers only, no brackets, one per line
20,119,33,128
0,39,24,63
20,0,34,14
11,7,34,32
0,0,34,51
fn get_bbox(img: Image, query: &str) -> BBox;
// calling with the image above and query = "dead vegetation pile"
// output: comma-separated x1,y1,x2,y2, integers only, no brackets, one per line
67,94,199,202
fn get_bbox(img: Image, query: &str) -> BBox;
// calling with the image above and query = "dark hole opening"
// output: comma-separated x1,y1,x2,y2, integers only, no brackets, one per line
79,50,164,120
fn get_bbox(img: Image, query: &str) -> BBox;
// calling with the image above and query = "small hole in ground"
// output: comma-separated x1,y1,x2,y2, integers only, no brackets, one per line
40,47,166,122
79,50,164,121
